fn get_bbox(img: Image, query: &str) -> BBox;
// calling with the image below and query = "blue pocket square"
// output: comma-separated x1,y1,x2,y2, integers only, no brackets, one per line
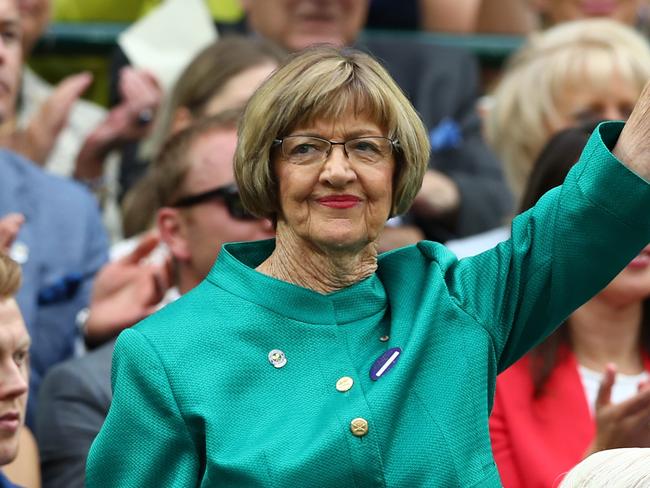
37,272,83,305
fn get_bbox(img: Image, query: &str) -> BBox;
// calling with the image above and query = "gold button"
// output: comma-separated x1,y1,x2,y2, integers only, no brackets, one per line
336,376,354,392
379,335,389,342
350,417,369,437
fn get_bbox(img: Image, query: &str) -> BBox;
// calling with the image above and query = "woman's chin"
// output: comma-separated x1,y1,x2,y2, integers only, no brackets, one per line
312,232,372,254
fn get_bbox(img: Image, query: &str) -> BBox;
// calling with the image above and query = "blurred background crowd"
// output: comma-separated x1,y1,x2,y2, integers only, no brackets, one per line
2,0,650,487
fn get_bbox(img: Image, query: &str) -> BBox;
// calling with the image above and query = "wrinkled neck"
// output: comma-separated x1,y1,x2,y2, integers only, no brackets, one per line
256,223,378,294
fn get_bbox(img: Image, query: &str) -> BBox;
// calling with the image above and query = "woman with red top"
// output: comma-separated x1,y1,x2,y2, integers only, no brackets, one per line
490,122,650,488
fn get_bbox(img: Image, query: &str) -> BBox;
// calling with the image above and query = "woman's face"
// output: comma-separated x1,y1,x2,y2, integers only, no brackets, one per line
549,71,639,133
273,111,395,254
536,0,642,25
598,245,650,306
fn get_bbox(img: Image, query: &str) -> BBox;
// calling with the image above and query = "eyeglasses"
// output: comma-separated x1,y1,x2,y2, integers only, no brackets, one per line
171,183,256,220
273,135,399,166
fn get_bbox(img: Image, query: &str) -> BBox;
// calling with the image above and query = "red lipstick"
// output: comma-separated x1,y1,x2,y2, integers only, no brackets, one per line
317,195,361,209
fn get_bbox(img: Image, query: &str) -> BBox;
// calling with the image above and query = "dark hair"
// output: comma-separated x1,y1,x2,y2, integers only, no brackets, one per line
524,120,650,395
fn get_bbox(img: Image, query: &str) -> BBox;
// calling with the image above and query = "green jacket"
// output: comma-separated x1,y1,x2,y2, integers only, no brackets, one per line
87,122,650,487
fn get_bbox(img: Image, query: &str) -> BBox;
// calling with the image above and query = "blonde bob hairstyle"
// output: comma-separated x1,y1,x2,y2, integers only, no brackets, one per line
486,18,650,199
0,252,21,300
235,46,431,219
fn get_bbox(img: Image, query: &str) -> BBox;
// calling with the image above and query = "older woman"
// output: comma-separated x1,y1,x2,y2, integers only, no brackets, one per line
86,46,650,487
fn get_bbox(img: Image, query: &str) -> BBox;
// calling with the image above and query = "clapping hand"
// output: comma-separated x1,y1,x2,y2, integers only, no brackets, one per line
83,232,173,346
74,68,162,181
6,72,93,165
585,363,650,456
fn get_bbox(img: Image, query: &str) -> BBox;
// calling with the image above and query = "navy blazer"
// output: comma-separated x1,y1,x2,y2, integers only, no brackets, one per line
0,150,108,426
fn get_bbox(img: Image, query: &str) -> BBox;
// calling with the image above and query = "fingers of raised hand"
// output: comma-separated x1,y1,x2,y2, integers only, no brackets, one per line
119,68,162,109
52,72,93,108
596,363,618,410
614,386,650,419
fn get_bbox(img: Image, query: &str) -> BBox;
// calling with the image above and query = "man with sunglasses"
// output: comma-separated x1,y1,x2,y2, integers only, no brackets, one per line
35,112,273,488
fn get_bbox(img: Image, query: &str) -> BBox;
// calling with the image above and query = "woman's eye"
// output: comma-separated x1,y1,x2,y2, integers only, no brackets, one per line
290,144,318,155
351,141,380,153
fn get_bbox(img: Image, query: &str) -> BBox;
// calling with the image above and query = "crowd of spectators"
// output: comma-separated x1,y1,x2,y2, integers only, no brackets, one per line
1,0,650,486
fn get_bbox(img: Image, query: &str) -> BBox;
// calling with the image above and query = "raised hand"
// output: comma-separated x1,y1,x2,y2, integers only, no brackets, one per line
585,363,650,456
83,232,173,346
74,68,162,181
613,80,650,181
12,72,93,165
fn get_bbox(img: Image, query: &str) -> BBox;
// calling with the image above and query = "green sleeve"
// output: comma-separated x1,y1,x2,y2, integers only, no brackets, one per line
450,122,650,372
85,328,201,487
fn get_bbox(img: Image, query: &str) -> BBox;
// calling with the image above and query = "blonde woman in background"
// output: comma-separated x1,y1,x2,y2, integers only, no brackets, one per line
448,18,650,257
486,18,650,201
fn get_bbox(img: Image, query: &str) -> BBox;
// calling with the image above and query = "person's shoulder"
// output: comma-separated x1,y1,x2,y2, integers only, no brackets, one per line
0,472,21,488
2,149,97,205
40,340,114,393
378,240,458,275
0,149,81,188
133,280,224,342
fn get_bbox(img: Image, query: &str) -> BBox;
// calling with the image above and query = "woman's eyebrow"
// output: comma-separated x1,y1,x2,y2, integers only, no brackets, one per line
288,128,384,138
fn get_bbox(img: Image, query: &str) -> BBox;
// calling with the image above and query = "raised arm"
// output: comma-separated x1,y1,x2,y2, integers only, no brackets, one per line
447,118,650,372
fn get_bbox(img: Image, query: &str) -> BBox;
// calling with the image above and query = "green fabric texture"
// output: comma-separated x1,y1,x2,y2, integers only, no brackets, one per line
87,121,650,487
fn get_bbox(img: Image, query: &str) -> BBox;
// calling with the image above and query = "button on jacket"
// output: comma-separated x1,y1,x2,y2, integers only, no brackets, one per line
87,122,650,487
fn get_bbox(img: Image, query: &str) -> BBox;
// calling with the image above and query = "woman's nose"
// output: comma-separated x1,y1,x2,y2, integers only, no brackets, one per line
319,146,357,187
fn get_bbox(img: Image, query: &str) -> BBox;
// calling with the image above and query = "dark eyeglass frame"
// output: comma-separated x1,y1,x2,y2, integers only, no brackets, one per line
272,135,400,164
170,183,256,221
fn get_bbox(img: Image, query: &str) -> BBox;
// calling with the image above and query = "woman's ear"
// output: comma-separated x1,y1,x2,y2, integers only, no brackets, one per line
170,107,194,135
156,207,191,262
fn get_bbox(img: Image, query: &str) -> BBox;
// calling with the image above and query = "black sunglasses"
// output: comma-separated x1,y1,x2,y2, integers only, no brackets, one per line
171,184,256,220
